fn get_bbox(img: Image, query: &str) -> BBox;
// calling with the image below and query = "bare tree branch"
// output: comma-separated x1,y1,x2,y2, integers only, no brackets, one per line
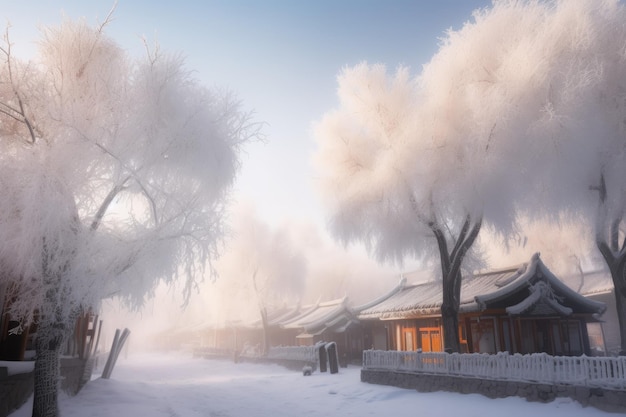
0,28,36,143
90,177,130,231
448,217,482,285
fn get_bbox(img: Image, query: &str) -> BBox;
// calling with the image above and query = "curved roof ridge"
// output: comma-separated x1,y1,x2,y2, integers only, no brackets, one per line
353,276,407,312
506,280,574,316
534,256,607,315
470,263,525,278
318,296,347,308
474,253,539,308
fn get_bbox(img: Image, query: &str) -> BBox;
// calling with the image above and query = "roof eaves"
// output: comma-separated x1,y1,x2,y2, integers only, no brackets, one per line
302,305,349,332
279,303,319,328
378,307,441,320
474,254,540,308
353,276,407,313
537,261,607,315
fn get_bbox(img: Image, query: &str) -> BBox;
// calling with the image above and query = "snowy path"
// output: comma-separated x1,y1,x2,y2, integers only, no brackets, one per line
11,352,614,417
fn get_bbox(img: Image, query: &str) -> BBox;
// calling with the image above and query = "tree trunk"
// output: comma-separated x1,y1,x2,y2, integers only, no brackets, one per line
441,272,461,353
251,269,270,356
594,173,626,354
32,327,62,417
430,215,482,353
614,282,626,355
605,256,626,355
441,303,461,353
33,258,74,417
260,307,269,356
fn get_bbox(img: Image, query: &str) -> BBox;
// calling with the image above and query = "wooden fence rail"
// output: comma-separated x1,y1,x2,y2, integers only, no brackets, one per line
362,350,626,390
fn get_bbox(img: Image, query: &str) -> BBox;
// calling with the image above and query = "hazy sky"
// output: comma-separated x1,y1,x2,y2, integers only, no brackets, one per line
4,0,492,231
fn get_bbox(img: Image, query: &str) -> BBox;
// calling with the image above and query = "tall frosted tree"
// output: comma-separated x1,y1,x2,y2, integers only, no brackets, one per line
314,62,493,353
313,12,541,352
454,0,626,354
504,0,626,354
0,17,258,417
314,0,626,353
215,204,306,355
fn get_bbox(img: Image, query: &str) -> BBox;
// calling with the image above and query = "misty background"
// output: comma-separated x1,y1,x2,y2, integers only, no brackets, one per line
3,1,604,351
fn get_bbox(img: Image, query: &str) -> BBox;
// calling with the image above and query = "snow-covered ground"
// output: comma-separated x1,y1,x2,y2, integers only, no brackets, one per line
10,352,615,417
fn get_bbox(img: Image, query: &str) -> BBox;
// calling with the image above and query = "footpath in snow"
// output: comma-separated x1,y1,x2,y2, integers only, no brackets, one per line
10,352,616,417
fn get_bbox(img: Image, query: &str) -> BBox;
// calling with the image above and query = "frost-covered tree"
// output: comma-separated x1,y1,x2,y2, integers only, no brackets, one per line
314,62,492,353
0,17,258,417
313,0,626,353
215,204,306,354
448,0,626,354
575,6,626,356
312,16,545,351
493,0,626,354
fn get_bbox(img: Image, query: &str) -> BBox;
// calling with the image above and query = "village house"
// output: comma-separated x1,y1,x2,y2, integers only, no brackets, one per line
192,253,616,363
203,298,365,363
358,253,607,356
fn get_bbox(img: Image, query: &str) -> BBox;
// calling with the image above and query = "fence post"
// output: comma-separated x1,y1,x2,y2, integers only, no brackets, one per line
101,329,120,379
101,328,131,379
318,344,328,372
582,354,590,387
326,342,339,374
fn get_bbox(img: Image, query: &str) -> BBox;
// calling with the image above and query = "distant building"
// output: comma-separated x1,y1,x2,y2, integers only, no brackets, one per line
191,253,610,361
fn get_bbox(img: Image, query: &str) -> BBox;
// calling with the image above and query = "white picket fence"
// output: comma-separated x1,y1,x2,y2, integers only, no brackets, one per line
362,350,626,389
267,345,318,363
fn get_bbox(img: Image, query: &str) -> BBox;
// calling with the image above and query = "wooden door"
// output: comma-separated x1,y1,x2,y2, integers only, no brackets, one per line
420,327,442,352
402,328,416,351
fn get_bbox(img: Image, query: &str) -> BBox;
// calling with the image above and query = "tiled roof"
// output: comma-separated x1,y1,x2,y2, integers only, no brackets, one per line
353,277,407,312
280,298,349,332
358,253,606,320
266,305,302,326
358,264,521,319
238,305,304,329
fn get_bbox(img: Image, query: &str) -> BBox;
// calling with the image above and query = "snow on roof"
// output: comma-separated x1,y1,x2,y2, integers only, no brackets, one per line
358,263,521,319
399,269,433,284
242,305,303,329
267,305,302,326
190,298,355,334
358,253,606,320
280,297,350,332
504,281,573,316
475,254,605,315
352,276,407,312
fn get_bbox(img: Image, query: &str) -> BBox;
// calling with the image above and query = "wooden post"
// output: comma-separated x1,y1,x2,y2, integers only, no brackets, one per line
101,329,120,379
84,315,99,360
101,328,131,379
92,319,103,359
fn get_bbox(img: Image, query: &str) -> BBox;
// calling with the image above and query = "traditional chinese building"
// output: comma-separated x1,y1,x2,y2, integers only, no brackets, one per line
358,253,606,356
